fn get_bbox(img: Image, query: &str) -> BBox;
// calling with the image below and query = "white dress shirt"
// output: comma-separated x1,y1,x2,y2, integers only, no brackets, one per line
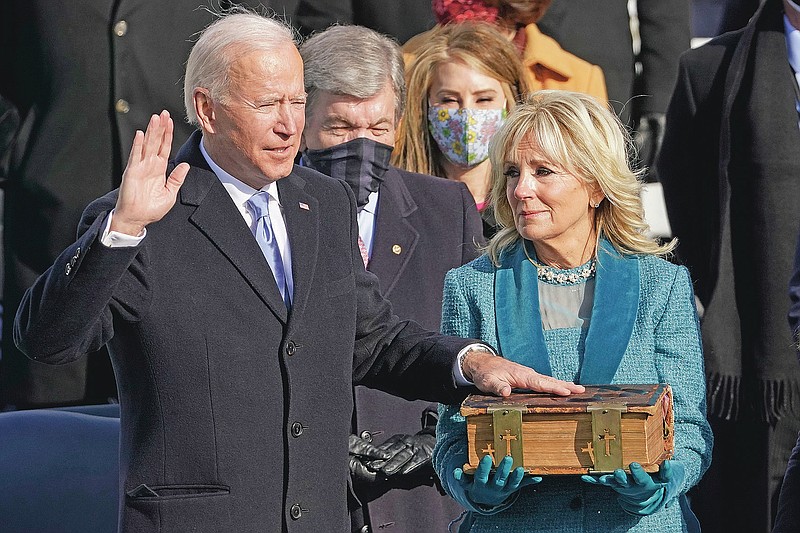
357,190,379,259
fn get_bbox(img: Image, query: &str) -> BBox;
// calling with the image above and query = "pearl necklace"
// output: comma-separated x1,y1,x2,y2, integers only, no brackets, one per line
523,242,597,286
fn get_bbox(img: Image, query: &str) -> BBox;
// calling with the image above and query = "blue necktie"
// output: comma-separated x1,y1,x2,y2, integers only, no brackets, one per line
247,192,291,308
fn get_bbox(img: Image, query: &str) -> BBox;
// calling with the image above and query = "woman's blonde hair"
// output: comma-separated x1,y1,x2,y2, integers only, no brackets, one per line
486,90,675,264
393,22,531,176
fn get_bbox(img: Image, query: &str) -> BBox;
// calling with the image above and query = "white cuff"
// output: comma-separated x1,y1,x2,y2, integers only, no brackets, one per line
101,210,146,247
454,343,497,386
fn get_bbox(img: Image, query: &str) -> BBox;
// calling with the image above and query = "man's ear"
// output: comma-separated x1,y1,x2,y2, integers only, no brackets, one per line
194,88,215,134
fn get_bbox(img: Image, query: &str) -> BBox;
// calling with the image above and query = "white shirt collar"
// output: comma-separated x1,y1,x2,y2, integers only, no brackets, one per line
362,189,379,215
199,137,280,220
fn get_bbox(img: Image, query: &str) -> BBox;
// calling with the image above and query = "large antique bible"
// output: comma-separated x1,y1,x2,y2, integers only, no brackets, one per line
460,384,674,475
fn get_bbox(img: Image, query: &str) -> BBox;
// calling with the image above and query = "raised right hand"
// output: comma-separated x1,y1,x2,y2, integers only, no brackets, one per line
112,110,190,236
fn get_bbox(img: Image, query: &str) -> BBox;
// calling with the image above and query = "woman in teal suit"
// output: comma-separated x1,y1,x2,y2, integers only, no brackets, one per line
435,90,713,532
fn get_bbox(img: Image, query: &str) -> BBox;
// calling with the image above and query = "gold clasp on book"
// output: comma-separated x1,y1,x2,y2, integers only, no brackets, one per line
586,404,626,473
486,406,525,470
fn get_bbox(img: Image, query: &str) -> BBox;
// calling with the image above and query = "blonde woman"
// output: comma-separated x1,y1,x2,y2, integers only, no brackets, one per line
434,90,713,532
394,22,530,237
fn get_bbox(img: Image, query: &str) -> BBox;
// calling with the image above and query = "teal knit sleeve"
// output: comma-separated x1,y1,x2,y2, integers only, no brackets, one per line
435,268,518,514
441,267,478,339
652,265,713,497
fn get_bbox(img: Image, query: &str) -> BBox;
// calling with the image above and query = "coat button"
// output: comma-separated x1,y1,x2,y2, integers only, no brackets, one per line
285,341,296,356
115,99,130,114
291,422,304,437
569,496,582,510
359,430,372,443
113,20,128,36
289,503,303,520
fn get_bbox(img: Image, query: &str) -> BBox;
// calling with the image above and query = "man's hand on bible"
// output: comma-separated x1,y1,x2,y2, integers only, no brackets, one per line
462,348,585,397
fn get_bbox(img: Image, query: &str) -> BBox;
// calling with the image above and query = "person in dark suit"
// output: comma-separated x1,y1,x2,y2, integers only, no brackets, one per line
657,1,800,530
0,0,287,409
537,0,691,175
13,12,584,533
298,25,484,533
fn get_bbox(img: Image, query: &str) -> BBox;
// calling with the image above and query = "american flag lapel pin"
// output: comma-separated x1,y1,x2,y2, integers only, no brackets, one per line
299,202,310,211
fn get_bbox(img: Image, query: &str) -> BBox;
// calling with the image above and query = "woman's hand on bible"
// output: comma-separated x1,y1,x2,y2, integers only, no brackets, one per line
454,454,541,508
581,460,684,516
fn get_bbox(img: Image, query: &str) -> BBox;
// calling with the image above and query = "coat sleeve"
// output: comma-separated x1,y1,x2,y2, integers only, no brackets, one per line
345,178,473,404
14,192,149,364
652,265,713,495
433,269,518,515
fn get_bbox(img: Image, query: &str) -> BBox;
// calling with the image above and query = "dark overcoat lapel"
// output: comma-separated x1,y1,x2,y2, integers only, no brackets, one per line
368,167,420,298
176,132,289,323
279,173,320,331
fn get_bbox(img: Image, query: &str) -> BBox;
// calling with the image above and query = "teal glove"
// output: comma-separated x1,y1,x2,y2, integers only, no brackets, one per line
581,460,684,516
454,454,541,508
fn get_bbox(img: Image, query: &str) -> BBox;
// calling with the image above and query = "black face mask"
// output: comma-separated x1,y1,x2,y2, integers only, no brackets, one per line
303,137,393,210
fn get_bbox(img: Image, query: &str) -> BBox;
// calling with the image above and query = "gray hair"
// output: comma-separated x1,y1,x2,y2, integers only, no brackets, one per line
184,12,297,126
299,25,406,124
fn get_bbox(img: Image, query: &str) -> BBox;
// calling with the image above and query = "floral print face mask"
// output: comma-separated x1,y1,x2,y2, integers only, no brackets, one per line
427,105,506,168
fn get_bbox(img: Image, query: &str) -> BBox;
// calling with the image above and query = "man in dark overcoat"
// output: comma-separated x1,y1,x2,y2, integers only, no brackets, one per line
299,25,484,532
13,12,582,533
0,0,287,408
657,1,800,530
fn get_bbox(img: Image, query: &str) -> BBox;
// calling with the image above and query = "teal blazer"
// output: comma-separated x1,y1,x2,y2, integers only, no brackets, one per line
435,240,713,532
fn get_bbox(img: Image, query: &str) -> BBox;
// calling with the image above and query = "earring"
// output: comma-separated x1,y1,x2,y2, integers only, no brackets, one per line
593,201,601,208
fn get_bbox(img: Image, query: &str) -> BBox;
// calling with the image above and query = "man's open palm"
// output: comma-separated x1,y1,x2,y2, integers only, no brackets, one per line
112,110,189,236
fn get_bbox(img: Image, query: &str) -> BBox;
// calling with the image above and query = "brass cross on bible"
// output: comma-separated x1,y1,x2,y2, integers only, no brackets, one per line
500,429,518,456
598,428,617,457
582,441,595,463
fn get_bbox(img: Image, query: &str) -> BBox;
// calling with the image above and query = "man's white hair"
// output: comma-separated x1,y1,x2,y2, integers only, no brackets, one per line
184,12,296,126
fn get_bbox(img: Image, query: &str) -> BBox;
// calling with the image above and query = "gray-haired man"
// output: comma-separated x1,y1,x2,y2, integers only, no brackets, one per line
299,25,484,533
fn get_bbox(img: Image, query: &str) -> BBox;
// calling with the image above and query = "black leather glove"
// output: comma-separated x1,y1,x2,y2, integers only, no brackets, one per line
348,434,392,485
633,112,666,182
366,430,436,478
